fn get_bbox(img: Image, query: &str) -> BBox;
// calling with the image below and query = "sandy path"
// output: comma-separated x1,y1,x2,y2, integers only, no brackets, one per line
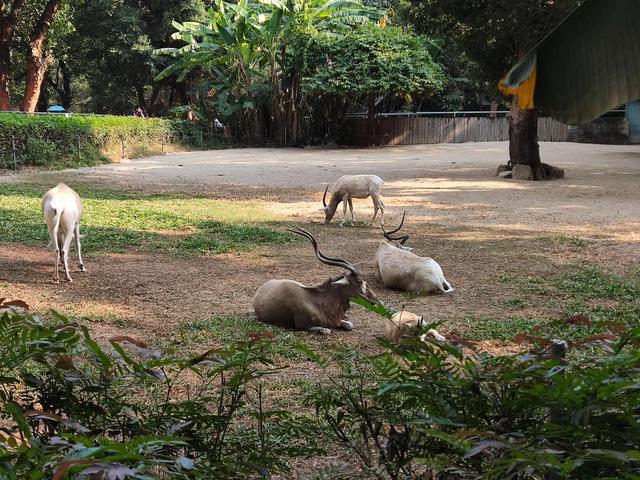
4,142,639,234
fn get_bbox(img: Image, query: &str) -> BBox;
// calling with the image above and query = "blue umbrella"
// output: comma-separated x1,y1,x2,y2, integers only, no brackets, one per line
47,105,66,113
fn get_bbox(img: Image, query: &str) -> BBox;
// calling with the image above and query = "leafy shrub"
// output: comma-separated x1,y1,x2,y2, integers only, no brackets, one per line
3,296,638,479
21,137,58,166
309,301,640,479
0,300,319,478
0,113,227,169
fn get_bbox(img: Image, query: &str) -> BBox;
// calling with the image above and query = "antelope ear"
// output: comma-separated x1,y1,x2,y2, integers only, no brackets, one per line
418,316,424,327
332,277,350,285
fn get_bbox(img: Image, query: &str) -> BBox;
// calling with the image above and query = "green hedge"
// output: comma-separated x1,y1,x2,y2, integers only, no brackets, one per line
0,113,225,169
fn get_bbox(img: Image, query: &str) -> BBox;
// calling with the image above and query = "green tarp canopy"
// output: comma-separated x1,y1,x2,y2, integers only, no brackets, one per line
501,0,640,124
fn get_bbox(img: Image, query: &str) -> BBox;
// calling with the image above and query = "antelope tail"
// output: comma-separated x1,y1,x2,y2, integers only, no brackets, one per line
440,280,455,294
48,203,63,249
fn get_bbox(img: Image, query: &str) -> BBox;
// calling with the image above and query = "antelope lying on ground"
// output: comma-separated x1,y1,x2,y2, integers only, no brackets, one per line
253,227,377,334
42,183,86,283
374,213,453,295
322,174,384,227
386,310,447,343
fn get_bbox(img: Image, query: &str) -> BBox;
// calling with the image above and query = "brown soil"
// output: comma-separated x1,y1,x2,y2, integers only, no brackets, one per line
1,142,639,350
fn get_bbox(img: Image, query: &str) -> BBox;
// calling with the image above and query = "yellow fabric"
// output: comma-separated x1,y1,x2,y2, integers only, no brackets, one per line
499,66,537,109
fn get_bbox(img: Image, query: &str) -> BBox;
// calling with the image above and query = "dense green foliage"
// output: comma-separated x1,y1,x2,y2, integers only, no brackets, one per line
4,0,208,114
0,184,289,255
67,0,208,114
302,25,443,96
404,0,580,94
0,302,319,478
1,292,639,478
310,301,640,479
156,0,385,145
3,0,583,136
299,23,444,137
156,0,444,145
0,113,220,168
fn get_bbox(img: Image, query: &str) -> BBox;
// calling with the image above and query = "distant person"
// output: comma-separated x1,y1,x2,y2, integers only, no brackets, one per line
133,107,145,118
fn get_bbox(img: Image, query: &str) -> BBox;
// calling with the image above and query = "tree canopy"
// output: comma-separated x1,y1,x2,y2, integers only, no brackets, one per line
405,0,580,95
301,25,444,98
155,0,443,144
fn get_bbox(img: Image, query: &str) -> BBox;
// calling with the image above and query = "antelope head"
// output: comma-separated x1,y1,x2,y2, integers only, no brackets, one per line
382,211,412,251
288,227,377,304
321,185,336,224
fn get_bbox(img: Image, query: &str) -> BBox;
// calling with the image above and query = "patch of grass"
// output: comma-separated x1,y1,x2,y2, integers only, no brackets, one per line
562,303,640,330
498,274,516,285
173,314,306,359
0,184,292,256
80,312,129,328
553,234,592,248
463,265,640,344
517,276,550,296
554,265,640,301
502,297,527,308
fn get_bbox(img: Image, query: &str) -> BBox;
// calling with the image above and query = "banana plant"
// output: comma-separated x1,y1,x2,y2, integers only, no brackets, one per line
155,0,382,145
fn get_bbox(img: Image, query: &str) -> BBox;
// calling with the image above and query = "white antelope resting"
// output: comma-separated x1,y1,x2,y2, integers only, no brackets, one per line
322,174,385,227
253,227,377,335
386,310,447,343
41,183,86,283
374,213,454,295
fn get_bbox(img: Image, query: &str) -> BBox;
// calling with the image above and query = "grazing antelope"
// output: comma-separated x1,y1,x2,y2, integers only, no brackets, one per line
41,183,86,283
321,175,385,227
253,227,377,334
374,213,453,295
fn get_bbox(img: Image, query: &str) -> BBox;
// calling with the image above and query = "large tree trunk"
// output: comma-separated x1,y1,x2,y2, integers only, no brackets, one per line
0,38,12,110
47,59,72,109
36,73,49,111
21,0,61,112
58,58,71,108
508,105,546,180
135,84,146,110
0,0,25,110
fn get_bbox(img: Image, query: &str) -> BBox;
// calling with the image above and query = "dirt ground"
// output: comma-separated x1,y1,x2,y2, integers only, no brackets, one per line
1,141,639,351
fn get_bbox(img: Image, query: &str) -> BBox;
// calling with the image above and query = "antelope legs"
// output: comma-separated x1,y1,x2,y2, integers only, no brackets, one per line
370,194,385,227
339,194,350,226
308,326,332,335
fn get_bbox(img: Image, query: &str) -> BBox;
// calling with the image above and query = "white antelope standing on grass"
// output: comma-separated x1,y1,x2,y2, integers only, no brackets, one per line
374,212,454,295
41,183,86,283
253,227,377,335
321,174,385,227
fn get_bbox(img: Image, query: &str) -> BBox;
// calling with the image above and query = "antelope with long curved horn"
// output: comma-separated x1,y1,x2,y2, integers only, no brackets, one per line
253,227,377,334
374,213,454,295
381,211,410,249
321,175,385,227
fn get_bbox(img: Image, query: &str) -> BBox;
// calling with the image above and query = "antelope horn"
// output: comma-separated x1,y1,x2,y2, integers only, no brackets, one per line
287,227,358,274
322,185,328,208
382,211,409,245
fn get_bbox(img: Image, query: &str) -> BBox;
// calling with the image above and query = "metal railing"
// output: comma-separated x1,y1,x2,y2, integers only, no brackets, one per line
347,110,511,119
347,109,627,119
0,110,110,117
